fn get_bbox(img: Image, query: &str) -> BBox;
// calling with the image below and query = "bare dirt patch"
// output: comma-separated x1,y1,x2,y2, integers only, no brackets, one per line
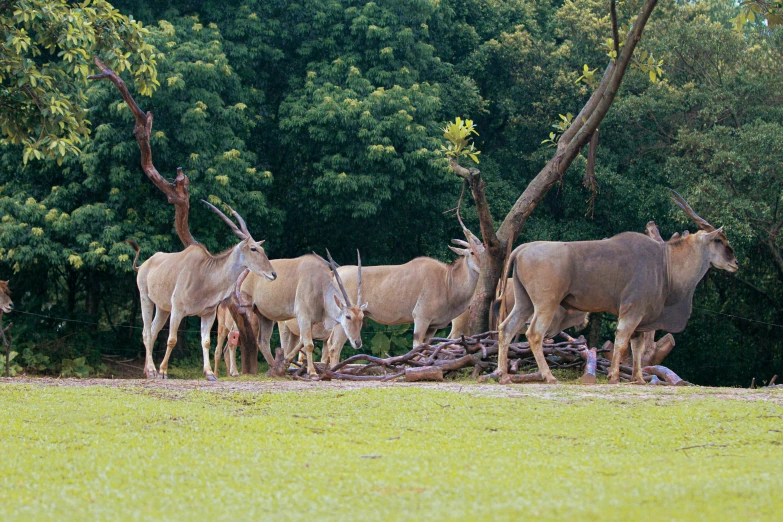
3,375,781,404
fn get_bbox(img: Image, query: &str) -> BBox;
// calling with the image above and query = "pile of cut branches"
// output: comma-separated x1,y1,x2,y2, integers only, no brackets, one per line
289,331,689,385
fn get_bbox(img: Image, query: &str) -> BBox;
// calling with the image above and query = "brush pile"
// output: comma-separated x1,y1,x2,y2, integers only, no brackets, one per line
286,331,690,385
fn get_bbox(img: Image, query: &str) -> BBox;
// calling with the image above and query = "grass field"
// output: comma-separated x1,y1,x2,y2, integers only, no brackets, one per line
1,379,781,521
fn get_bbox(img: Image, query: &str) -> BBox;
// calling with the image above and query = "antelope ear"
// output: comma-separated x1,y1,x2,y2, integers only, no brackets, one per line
258,239,265,245
360,302,368,310
703,228,723,242
449,245,468,256
333,294,345,310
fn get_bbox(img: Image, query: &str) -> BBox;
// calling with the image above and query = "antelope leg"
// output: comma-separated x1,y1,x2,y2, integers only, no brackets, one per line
326,327,347,368
497,306,526,383
158,309,184,379
607,315,641,384
629,331,646,384
201,312,218,381
214,319,228,376
298,319,318,378
143,301,168,379
228,342,239,377
525,307,558,384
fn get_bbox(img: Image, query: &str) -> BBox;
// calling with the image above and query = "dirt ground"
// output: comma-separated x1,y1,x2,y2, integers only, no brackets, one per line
3,375,782,404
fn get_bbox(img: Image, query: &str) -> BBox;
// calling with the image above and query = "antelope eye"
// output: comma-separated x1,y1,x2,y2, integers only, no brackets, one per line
713,239,721,244
346,316,352,321
250,246,257,251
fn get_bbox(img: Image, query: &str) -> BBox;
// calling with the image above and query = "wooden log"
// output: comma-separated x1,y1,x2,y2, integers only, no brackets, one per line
643,333,675,366
507,372,546,383
642,365,685,386
580,347,597,385
405,366,444,382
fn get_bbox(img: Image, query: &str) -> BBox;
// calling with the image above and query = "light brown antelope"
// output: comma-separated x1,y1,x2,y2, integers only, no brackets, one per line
130,202,276,381
236,251,366,378
0,281,12,313
323,226,485,366
212,311,328,376
497,190,738,385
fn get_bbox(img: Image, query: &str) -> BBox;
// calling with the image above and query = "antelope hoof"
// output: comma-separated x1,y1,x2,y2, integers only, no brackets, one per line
145,369,157,379
230,372,239,378
544,375,559,385
499,374,512,385
608,376,620,385
205,374,218,382
308,373,320,381
632,377,646,385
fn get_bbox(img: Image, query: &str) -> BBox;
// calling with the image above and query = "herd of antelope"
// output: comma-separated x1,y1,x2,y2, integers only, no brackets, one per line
118,189,737,385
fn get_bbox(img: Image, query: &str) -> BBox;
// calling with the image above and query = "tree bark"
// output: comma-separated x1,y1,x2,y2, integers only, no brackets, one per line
405,366,444,382
455,0,660,333
88,57,196,248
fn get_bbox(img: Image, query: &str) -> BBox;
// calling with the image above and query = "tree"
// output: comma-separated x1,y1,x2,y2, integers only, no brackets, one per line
453,0,662,333
0,0,158,163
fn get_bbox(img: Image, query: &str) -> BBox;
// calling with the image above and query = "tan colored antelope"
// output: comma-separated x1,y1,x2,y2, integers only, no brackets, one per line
129,202,276,381
497,191,738,385
323,227,485,366
212,310,327,376
234,251,366,378
0,281,12,313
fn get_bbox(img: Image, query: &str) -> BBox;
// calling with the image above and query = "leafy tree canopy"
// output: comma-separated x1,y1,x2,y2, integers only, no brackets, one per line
0,0,159,163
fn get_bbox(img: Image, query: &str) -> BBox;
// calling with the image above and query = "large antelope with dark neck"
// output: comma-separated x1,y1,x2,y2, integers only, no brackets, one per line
323,224,485,366
496,191,738,385
129,202,276,381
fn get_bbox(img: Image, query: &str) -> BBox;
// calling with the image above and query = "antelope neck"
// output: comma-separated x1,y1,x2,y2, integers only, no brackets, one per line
665,237,711,304
447,255,478,308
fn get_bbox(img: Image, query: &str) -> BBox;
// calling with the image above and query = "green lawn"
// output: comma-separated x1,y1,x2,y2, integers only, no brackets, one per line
0,382,781,521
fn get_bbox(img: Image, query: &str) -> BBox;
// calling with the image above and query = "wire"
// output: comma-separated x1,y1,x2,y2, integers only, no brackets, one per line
693,307,783,329
8,309,404,336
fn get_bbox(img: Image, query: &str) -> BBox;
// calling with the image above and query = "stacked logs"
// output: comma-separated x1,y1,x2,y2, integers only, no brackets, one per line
288,331,690,385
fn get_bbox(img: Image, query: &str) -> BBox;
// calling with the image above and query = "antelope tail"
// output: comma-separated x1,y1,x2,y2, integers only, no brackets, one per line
124,239,141,272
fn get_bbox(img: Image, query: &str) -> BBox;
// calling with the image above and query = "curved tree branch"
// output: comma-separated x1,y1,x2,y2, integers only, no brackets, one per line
88,56,196,248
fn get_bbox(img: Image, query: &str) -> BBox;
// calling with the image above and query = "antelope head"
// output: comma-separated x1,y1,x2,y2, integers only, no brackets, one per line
670,190,738,273
202,200,277,280
449,215,485,273
325,249,367,349
0,280,12,313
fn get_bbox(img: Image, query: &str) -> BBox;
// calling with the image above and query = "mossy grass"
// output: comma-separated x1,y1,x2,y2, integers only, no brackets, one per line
1,383,781,520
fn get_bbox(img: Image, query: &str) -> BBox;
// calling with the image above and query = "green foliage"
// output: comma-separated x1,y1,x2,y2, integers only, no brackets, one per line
59,356,93,378
1,385,782,519
731,0,783,30
368,322,411,356
0,0,159,164
0,0,781,385
440,116,481,164
0,350,21,376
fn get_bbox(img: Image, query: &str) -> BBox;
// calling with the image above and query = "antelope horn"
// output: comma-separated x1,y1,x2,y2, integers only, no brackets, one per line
451,239,470,247
228,205,251,238
356,249,362,306
669,190,715,232
201,200,248,240
456,212,484,253
325,249,352,305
